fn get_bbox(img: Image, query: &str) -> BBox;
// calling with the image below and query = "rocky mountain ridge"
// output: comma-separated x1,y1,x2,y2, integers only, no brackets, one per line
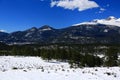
1,16,120,44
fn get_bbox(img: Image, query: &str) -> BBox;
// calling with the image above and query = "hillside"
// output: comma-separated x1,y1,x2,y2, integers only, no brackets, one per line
1,16,120,44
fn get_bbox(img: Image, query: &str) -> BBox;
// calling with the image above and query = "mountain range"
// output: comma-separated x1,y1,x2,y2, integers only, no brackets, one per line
1,16,120,44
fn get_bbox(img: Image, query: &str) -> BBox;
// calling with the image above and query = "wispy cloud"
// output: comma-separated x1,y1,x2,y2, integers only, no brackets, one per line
98,8,106,13
50,0,99,11
95,4,110,14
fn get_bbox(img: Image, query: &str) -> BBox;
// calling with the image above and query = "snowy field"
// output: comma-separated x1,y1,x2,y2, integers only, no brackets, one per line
0,56,120,80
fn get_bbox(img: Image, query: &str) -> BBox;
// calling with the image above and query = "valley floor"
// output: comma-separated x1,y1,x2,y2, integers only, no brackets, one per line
0,56,120,80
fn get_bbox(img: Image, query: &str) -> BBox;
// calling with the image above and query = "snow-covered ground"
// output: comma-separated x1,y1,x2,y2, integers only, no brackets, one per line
0,56,120,80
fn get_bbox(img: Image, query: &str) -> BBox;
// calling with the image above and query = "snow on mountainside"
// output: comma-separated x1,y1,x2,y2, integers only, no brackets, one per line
0,56,120,80
74,16,120,27
39,25,53,31
0,30,6,32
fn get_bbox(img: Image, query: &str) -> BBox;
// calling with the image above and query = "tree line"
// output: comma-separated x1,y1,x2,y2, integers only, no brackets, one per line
0,42,120,67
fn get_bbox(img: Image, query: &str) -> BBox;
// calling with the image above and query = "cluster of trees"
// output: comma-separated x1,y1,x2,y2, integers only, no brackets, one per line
104,47,118,67
0,43,120,67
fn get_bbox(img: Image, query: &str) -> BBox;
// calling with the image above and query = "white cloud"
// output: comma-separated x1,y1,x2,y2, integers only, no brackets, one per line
100,8,105,11
95,8,106,14
51,0,99,11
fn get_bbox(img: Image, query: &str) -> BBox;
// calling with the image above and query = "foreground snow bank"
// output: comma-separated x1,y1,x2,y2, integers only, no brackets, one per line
0,56,120,80
0,56,69,71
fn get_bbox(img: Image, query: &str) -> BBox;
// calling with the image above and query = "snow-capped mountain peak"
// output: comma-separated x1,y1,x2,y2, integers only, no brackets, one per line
106,16,117,20
73,16,120,27
26,27,38,32
30,27,38,31
39,25,53,31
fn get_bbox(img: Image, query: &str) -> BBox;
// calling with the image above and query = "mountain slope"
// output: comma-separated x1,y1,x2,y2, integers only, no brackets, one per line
0,32,9,42
5,25,60,44
1,16,120,44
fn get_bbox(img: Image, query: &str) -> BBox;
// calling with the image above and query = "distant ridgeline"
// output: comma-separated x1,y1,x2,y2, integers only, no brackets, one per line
0,42,120,67
1,16,120,44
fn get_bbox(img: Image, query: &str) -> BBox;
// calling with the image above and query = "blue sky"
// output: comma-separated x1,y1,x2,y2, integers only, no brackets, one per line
0,0,119,32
